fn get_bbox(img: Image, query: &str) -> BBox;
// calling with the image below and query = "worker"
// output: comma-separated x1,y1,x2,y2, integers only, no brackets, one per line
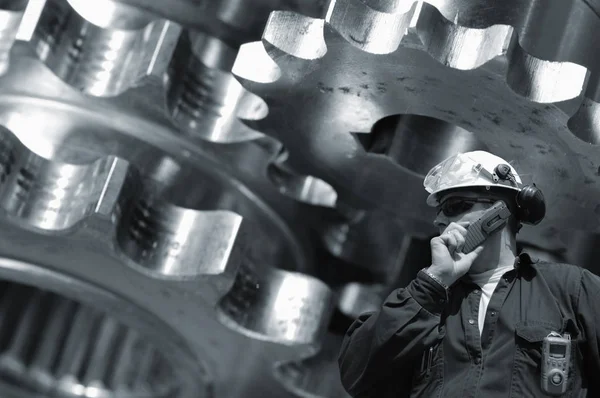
338,150,600,397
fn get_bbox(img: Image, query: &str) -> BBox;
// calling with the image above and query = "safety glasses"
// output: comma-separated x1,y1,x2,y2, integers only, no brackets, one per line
437,197,495,217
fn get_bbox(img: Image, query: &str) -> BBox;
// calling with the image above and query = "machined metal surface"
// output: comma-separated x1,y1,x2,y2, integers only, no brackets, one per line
167,30,268,143
0,258,204,398
233,0,600,256
29,0,179,97
0,2,26,75
0,0,599,397
0,40,337,397
111,0,325,45
0,281,178,398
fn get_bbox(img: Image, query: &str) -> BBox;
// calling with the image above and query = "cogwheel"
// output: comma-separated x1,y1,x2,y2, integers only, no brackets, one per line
233,0,600,251
0,38,336,397
13,0,275,143
0,281,178,398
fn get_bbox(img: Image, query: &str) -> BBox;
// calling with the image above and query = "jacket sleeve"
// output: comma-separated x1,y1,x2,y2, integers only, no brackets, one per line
338,270,448,397
575,268,600,394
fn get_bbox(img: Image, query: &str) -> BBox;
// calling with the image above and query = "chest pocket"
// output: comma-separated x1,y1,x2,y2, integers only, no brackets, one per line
410,336,444,398
511,321,581,398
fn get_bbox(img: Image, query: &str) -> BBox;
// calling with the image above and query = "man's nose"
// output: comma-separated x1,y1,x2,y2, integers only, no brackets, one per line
434,212,448,229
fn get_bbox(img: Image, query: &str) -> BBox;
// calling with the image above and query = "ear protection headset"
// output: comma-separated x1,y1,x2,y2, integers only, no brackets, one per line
493,164,546,225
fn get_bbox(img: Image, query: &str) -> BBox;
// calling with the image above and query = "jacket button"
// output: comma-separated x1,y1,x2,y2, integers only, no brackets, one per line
468,319,475,325
474,357,481,364
491,311,497,316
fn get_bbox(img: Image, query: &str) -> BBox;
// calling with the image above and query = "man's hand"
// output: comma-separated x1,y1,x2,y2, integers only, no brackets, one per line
427,222,484,286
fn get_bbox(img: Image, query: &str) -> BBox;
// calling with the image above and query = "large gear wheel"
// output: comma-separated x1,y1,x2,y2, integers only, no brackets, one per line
233,0,600,255
0,0,350,396
0,46,337,396
0,0,599,397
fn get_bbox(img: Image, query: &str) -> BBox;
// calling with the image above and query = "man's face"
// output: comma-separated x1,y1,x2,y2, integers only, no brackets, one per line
434,192,496,234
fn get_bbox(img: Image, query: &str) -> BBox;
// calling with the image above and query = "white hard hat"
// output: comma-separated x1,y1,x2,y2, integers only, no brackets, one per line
424,151,522,206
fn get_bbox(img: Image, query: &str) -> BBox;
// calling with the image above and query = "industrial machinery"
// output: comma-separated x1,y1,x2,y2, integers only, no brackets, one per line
0,0,598,397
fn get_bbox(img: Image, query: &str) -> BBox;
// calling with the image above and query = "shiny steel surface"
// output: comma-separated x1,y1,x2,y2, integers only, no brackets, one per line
0,0,598,397
0,281,177,398
0,258,203,398
233,0,600,255
0,41,336,397
167,31,267,143
29,0,179,97
0,2,25,75
112,0,325,45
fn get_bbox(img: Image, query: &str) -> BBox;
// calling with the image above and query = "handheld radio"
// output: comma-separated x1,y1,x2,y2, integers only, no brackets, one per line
541,332,571,395
461,201,511,253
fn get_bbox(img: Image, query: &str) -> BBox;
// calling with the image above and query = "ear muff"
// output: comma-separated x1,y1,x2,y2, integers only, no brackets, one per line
494,164,546,225
516,184,546,225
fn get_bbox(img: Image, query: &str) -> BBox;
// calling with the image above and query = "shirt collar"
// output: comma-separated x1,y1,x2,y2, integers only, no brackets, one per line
458,252,532,286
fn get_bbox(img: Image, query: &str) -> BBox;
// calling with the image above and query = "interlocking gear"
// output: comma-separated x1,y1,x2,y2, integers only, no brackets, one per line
1,0,600,397
0,28,335,398
233,0,600,250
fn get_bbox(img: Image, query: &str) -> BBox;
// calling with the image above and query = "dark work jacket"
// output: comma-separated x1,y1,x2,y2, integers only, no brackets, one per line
338,254,600,397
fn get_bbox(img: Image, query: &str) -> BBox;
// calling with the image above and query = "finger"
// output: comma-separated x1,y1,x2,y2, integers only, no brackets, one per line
447,222,469,236
451,230,465,253
430,236,447,251
441,233,458,253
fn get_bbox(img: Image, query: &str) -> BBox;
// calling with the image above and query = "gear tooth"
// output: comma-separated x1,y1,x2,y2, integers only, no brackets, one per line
568,98,600,145
118,198,243,278
0,126,131,231
506,43,589,103
568,72,600,145
263,11,326,61
515,1,600,78
62,0,153,30
0,283,178,396
217,261,334,345
338,283,384,318
429,0,600,77
583,72,600,104
233,41,282,84
228,0,598,236
30,0,178,97
325,0,417,54
167,31,267,143
116,162,243,278
267,148,338,208
415,3,514,70
235,89,269,122
0,5,25,76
